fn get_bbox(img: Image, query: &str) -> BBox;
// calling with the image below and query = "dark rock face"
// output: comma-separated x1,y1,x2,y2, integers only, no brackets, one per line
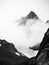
35,28,49,65
46,20,49,23
29,43,40,50
18,11,39,26
0,39,28,65
27,11,38,19
0,39,19,54
18,28,49,65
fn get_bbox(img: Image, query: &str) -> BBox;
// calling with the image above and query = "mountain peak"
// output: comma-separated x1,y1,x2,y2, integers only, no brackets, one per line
27,11,38,19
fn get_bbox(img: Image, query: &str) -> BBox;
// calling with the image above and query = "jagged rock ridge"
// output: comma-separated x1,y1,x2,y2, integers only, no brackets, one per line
27,11,38,19
0,39,28,65
18,11,39,25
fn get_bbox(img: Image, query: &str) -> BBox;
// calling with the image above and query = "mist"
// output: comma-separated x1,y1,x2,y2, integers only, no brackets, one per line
0,0,49,58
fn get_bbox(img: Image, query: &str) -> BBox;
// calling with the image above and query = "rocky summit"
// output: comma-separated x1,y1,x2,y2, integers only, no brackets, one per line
27,11,38,19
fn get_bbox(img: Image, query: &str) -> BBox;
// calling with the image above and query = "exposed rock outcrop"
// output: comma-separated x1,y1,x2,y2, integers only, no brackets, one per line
0,39,28,65
27,11,38,19
17,11,39,26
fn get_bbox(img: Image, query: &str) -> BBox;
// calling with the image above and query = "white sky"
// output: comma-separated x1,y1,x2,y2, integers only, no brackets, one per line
0,0,49,58
0,0,49,21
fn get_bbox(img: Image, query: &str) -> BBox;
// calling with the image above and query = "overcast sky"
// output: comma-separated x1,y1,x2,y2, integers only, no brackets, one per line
0,0,49,22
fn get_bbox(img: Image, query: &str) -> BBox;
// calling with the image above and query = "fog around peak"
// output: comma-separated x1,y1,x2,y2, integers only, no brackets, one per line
0,0,49,58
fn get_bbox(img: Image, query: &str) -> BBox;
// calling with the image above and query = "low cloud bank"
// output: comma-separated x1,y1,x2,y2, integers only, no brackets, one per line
0,11,49,57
